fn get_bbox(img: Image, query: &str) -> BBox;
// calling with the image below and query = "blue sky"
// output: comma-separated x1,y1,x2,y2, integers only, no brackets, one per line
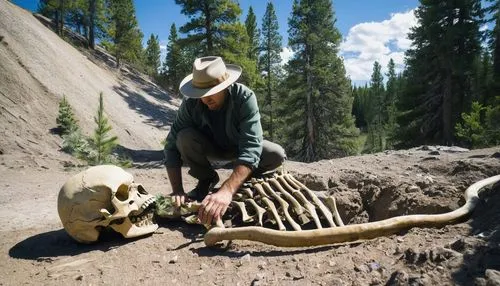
12,0,420,83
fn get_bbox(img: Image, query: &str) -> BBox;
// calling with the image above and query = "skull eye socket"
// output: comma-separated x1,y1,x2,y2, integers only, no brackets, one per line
137,185,148,195
115,184,130,201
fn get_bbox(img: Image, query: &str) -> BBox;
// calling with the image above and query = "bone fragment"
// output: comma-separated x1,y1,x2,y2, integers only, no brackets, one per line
246,199,266,226
277,176,321,228
238,187,254,199
268,178,310,225
325,196,344,226
205,175,500,247
232,201,254,223
284,174,336,227
261,197,286,231
258,183,301,231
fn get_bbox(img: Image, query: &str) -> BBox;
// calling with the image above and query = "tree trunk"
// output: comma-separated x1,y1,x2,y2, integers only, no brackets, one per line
443,74,453,145
88,0,96,49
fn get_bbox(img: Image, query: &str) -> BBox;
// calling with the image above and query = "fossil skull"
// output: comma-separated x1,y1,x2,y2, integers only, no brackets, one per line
57,165,158,243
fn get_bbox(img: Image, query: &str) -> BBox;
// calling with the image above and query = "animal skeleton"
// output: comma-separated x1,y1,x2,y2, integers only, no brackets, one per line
157,171,500,248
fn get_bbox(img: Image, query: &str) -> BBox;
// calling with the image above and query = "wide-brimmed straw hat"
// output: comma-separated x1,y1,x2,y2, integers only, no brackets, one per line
179,56,242,98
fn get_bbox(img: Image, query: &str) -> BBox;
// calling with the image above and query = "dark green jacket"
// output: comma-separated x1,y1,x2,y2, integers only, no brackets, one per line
164,83,263,169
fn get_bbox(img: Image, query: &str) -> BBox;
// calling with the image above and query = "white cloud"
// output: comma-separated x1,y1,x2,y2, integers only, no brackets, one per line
280,47,294,66
340,10,418,83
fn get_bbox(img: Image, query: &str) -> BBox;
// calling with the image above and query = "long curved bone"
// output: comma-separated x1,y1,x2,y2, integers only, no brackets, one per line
261,196,286,231
258,183,302,231
284,174,336,227
277,176,322,228
204,175,500,247
268,178,310,225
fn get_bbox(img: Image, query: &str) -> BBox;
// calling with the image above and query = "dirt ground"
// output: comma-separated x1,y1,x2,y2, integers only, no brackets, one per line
1,0,500,285
1,146,500,286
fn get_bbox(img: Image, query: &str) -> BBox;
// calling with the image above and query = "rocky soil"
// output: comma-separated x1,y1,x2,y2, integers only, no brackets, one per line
1,1,500,285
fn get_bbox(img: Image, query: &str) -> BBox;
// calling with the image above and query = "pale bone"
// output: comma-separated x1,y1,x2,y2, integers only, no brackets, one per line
258,182,301,231
245,198,266,226
232,201,254,223
204,175,500,247
284,174,336,227
325,196,344,226
58,165,158,243
151,195,225,228
261,196,286,231
277,176,322,228
268,178,310,225
239,188,254,199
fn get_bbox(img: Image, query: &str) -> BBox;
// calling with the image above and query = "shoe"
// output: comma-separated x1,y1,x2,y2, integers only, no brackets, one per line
186,174,220,201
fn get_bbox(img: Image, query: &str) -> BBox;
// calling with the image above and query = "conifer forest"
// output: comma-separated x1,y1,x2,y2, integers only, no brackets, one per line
38,0,500,162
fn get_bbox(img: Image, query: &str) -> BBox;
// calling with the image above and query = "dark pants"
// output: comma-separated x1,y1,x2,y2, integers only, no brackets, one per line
176,128,286,181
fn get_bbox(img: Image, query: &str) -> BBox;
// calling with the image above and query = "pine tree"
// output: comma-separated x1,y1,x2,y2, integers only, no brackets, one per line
365,61,385,153
396,0,483,147
174,0,241,55
107,0,143,68
145,34,161,77
258,1,282,141
486,1,500,101
282,0,359,162
385,58,398,148
162,23,185,92
90,92,118,165
245,6,260,61
56,95,79,135
174,0,258,87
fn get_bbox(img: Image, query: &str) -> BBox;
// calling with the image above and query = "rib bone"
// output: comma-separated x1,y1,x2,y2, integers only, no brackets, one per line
261,196,286,231
325,196,344,226
284,174,336,227
277,176,322,228
260,182,301,231
232,201,254,223
246,198,266,226
204,175,500,247
268,178,310,225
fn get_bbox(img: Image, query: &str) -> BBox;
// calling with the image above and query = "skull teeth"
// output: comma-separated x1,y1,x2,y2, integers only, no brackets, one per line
130,209,155,227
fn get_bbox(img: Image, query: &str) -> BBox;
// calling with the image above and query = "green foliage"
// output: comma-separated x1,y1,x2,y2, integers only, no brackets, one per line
485,96,500,144
61,128,89,157
455,102,487,147
258,1,283,141
280,0,359,162
107,0,144,68
364,61,386,153
145,33,161,77
89,92,119,165
396,0,483,147
161,23,186,93
245,6,259,61
56,95,79,135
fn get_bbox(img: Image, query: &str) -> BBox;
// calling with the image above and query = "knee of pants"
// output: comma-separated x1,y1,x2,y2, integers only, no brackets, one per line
260,141,286,169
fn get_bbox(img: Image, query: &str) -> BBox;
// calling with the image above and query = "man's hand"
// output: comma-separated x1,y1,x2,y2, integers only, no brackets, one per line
198,186,233,225
198,164,252,225
171,191,187,208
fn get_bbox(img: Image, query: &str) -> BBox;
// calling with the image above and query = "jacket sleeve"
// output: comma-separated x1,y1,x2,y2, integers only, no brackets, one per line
235,90,263,170
163,99,194,168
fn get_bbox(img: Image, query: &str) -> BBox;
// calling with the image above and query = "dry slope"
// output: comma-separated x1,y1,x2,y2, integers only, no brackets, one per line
0,0,179,168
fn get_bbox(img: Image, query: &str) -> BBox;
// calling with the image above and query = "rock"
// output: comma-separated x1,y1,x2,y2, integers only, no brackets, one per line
485,269,500,286
387,270,409,285
492,152,500,158
429,150,440,155
237,254,251,267
406,185,420,193
168,255,178,264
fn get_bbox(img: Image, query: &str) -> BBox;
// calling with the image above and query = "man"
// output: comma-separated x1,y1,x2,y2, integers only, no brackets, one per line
164,56,286,225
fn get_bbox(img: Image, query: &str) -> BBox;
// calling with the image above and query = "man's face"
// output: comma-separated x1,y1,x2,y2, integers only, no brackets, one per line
201,90,227,111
